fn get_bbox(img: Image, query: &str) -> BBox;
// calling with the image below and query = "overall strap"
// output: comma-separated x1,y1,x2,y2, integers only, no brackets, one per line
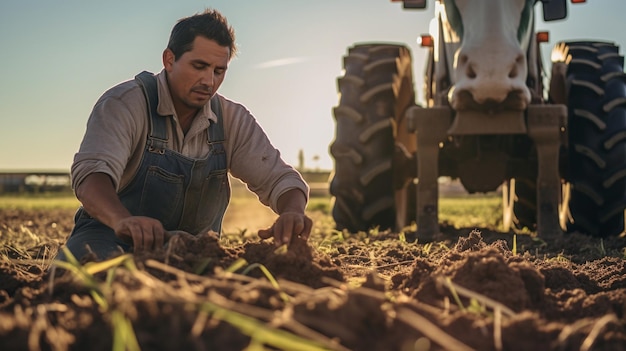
135,71,168,153
208,97,225,144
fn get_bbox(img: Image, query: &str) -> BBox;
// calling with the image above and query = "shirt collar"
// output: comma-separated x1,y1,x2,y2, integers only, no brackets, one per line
155,69,218,124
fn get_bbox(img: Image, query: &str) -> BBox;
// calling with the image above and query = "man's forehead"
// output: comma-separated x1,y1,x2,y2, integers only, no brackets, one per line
189,36,231,58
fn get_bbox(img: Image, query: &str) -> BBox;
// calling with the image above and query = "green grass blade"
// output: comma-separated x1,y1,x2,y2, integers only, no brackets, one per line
200,302,332,351
84,254,133,275
225,258,248,273
112,310,141,351
512,235,517,256
241,263,289,302
444,277,466,312
192,257,213,275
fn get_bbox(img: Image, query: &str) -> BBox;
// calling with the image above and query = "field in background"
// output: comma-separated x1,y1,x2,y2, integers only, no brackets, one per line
0,192,78,210
0,187,502,234
0,171,501,231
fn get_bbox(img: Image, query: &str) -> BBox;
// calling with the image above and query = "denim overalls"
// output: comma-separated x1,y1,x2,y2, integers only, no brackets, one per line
59,71,230,261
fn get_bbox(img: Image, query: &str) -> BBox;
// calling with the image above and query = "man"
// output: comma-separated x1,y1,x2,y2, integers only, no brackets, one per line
57,9,311,261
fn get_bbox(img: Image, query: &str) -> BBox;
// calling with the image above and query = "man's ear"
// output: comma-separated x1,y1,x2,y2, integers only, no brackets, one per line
163,49,175,71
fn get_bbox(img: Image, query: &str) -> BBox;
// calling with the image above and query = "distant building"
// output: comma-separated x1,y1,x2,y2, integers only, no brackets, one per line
0,170,71,193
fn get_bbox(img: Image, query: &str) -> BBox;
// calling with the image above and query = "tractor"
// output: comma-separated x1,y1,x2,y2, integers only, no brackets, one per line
329,0,626,239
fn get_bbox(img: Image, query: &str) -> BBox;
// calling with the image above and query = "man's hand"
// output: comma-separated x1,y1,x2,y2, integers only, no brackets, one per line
76,173,168,251
258,189,311,247
113,216,167,251
258,211,313,247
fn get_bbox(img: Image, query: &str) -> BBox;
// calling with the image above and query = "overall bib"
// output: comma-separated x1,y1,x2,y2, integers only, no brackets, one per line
59,71,230,261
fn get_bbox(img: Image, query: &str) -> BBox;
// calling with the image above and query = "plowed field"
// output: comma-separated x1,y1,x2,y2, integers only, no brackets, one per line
1,201,625,351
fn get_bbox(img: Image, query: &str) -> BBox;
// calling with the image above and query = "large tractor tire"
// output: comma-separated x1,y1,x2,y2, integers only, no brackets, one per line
556,41,626,237
330,43,415,232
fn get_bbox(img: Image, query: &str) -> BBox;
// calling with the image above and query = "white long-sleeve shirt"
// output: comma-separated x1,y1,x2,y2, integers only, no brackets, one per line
71,69,308,213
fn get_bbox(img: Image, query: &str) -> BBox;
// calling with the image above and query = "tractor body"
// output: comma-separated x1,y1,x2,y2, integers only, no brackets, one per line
330,0,626,238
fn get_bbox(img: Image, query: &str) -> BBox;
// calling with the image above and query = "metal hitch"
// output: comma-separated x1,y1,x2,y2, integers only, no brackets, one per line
407,104,567,239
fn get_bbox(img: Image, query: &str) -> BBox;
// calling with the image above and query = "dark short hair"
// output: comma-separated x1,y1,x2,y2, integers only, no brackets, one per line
167,8,236,60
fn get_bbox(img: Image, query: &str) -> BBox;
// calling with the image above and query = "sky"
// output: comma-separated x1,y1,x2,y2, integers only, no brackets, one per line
0,0,624,172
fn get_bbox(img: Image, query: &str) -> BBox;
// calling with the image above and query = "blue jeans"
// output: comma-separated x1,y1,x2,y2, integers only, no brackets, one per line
55,208,131,261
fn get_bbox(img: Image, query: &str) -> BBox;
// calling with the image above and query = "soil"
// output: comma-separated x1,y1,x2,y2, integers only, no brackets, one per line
1,207,625,351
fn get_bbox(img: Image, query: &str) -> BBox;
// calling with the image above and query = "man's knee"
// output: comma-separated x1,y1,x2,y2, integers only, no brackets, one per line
56,227,130,262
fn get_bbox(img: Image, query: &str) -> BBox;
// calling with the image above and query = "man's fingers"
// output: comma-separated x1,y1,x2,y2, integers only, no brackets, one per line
153,225,165,248
130,227,144,251
154,230,165,248
301,217,313,240
258,225,274,240
116,217,167,251
283,216,304,245
276,217,291,246
143,228,155,250
293,217,305,235
259,213,313,246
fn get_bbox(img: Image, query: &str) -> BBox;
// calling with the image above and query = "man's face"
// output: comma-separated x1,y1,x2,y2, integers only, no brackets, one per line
163,36,230,116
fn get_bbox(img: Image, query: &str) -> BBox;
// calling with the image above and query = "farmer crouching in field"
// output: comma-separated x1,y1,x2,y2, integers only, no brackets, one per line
55,9,311,262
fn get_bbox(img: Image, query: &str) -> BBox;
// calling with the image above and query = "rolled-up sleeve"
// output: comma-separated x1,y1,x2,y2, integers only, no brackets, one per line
71,87,143,192
224,99,309,212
